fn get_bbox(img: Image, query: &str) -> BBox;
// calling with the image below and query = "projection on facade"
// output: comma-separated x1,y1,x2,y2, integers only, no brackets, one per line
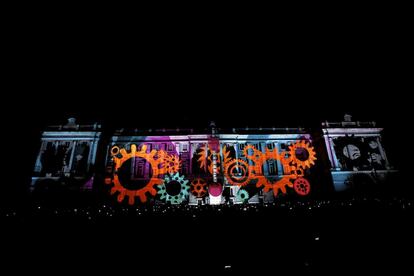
31,116,397,205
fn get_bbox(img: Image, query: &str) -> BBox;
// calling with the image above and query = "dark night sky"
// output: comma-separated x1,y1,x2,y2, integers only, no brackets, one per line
7,15,408,130
2,8,411,203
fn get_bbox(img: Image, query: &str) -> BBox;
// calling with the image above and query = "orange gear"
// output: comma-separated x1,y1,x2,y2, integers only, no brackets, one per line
244,144,304,197
272,176,295,196
190,178,207,197
288,141,317,169
243,145,264,163
107,144,164,205
224,159,251,186
243,145,264,175
158,150,181,174
255,175,295,196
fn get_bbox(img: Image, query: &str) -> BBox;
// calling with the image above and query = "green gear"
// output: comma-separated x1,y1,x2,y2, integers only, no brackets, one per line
157,172,190,204
237,189,249,203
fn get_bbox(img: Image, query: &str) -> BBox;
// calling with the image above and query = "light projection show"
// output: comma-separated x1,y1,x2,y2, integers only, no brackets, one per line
30,116,398,206
104,139,317,205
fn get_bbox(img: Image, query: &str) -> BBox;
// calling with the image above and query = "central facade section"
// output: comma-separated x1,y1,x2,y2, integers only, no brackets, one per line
104,129,316,205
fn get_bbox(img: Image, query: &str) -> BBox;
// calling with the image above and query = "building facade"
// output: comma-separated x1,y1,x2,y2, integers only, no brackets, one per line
322,115,396,193
31,116,397,205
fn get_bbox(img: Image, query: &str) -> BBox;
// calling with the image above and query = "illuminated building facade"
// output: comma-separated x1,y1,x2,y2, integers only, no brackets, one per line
322,115,396,193
31,116,397,205
31,118,101,192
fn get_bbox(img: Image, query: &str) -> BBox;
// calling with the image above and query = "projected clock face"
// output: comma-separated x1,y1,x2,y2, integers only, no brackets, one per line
342,144,361,160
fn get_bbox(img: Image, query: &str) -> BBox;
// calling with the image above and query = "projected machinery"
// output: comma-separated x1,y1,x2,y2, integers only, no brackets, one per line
31,115,397,205
103,139,316,205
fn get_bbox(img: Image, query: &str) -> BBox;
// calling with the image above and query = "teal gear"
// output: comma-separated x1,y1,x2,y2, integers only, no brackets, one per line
237,189,249,203
157,172,190,204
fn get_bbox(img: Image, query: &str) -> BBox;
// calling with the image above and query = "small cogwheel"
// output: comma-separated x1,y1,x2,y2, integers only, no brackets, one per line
236,189,249,203
190,178,208,198
158,150,181,174
293,177,311,196
157,172,190,204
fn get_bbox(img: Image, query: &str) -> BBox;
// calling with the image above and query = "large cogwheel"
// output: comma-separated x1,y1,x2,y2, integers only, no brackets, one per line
224,159,251,186
288,140,317,169
106,144,164,205
244,143,296,196
236,189,249,203
157,172,190,204
190,178,208,198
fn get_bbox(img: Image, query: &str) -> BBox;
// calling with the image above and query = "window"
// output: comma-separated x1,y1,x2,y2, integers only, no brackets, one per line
167,143,174,151
180,157,189,175
267,159,277,175
147,143,152,153
72,142,90,176
182,144,189,152
238,144,246,157
134,158,145,178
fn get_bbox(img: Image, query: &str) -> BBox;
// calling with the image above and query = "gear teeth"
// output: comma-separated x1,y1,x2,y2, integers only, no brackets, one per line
294,177,311,196
237,189,249,203
190,177,207,198
158,172,190,204
288,140,317,169
117,192,125,202
128,195,135,205
107,144,166,205
224,159,251,186
197,145,222,175
120,148,127,157
223,142,316,198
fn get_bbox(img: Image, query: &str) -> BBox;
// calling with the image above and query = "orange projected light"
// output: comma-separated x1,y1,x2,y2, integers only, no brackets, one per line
224,159,251,186
190,178,208,198
158,150,181,174
223,141,317,197
288,141,317,169
106,144,176,205
197,145,231,174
